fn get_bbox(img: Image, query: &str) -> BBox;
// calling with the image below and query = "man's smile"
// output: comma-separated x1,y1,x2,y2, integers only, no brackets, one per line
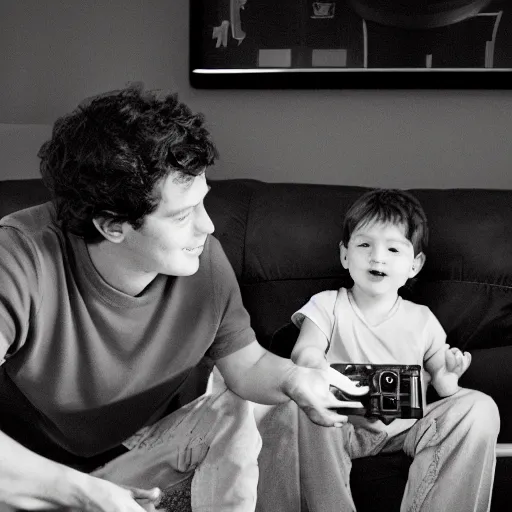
183,245,204,255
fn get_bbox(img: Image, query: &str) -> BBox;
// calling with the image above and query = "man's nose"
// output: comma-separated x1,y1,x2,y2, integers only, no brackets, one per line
195,204,215,235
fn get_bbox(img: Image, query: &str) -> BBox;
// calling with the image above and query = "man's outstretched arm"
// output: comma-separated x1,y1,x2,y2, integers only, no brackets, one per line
215,340,368,428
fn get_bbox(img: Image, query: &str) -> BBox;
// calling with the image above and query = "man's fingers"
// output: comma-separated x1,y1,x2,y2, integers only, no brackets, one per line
330,416,350,427
330,398,365,409
129,487,161,502
306,407,350,427
327,367,369,396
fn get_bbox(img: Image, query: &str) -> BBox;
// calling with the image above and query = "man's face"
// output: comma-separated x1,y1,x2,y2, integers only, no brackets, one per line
340,220,422,300
123,171,214,277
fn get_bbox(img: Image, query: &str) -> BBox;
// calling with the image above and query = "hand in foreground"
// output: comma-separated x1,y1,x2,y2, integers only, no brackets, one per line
130,486,162,512
76,474,160,512
445,346,471,378
283,365,369,428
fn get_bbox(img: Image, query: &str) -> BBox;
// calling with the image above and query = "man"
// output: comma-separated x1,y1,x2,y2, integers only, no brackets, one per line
0,85,366,512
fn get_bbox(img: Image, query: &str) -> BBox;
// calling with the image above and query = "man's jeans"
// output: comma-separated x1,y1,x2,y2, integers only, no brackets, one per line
93,377,262,512
256,388,499,512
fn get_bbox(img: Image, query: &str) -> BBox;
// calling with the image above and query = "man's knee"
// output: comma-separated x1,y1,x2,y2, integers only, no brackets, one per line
219,389,262,453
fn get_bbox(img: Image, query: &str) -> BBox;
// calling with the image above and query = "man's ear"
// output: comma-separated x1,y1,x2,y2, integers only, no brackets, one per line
92,214,128,243
409,252,426,278
339,242,349,269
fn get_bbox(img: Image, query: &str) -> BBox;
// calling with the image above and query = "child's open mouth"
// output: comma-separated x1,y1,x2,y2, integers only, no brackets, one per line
369,270,387,277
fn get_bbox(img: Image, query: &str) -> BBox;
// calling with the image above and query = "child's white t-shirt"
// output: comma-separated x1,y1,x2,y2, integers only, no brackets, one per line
291,287,447,437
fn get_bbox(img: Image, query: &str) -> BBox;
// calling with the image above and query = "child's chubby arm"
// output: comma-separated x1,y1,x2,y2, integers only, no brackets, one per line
291,317,330,370
424,344,472,397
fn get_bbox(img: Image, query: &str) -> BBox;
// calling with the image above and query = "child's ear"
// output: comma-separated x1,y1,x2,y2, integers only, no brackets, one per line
339,242,349,269
409,252,426,278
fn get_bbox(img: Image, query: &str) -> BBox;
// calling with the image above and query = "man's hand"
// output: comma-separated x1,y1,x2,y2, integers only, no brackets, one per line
282,365,369,427
445,346,471,378
130,485,162,512
75,474,161,512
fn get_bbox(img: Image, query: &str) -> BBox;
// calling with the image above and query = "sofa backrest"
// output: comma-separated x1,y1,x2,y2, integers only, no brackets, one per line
207,180,512,354
2,178,511,354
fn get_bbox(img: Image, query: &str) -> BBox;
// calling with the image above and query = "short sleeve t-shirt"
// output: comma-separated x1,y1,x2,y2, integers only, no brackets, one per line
0,202,255,460
292,288,446,435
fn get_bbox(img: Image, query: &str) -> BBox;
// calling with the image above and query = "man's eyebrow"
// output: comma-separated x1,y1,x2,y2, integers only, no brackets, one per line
167,185,212,216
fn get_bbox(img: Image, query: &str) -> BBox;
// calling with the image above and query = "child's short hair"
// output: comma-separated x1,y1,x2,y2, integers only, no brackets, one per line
341,189,428,255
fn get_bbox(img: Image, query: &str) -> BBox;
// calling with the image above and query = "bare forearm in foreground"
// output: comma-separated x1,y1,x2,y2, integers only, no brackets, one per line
0,430,158,512
0,429,81,510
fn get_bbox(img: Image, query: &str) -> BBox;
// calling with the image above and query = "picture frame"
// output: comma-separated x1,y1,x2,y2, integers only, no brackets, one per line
189,0,512,89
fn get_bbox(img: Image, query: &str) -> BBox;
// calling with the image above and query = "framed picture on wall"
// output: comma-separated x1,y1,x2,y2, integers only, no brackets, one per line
189,0,512,89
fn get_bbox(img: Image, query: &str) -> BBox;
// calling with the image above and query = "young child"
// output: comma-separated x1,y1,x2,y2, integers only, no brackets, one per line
291,188,471,429
257,189,499,512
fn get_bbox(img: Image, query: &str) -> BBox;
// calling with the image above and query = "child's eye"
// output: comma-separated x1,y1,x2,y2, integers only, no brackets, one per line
389,247,399,253
358,243,370,248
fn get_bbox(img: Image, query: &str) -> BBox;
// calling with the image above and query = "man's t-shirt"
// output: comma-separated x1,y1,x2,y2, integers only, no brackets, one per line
0,202,255,462
292,287,447,436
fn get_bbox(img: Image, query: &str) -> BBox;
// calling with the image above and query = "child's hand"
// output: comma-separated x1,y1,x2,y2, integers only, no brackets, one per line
426,344,471,397
445,346,471,378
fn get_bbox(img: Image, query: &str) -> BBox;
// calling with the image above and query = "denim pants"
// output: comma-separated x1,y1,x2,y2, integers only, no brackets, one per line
255,388,499,512
93,377,262,512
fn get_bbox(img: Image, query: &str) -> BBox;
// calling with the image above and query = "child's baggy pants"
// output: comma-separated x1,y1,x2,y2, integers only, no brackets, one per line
256,387,499,512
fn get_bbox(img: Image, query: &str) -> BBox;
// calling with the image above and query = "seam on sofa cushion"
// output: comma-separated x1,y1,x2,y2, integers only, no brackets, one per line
241,184,259,283
242,277,512,290
425,279,512,290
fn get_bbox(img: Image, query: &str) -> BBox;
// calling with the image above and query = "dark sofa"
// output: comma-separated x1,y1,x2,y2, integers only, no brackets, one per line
1,178,511,511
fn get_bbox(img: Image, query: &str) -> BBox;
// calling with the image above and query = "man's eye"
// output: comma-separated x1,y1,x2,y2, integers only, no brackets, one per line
176,212,191,222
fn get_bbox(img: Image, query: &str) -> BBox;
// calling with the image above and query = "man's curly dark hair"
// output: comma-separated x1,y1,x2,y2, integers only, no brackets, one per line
38,84,219,243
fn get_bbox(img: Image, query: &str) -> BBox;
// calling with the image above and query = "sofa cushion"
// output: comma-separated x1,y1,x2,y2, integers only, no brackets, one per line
0,179,50,218
205,179,262,279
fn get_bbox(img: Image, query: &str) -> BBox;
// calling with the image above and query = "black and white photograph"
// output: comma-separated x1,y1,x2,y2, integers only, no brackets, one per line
0,2,511,512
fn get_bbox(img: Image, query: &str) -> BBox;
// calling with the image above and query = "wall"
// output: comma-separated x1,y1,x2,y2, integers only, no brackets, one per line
1,0,511,188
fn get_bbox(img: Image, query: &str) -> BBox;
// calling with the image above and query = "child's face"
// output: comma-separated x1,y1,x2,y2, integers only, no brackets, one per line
340,220,425,301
